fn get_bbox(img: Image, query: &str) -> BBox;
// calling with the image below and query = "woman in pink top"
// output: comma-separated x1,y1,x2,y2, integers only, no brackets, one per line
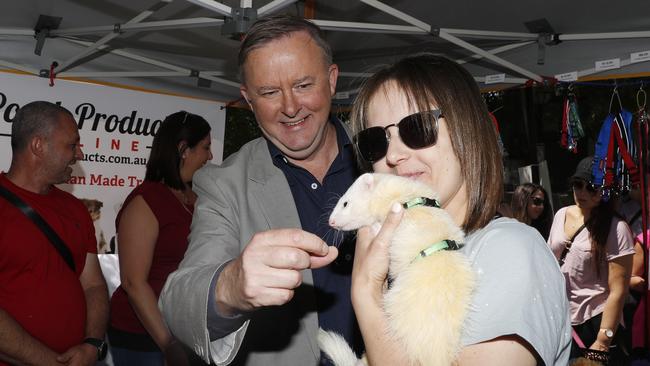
548,156,635,363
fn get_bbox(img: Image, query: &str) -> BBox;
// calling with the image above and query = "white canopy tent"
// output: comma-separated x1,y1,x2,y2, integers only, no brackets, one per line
1,0,649,102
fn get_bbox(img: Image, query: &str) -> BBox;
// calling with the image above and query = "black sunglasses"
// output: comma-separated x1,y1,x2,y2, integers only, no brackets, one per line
530,197,544,206
355,110,443,163
571,179,599,194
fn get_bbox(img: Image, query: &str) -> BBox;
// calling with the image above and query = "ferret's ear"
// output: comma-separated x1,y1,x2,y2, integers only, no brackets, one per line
361,173,375,190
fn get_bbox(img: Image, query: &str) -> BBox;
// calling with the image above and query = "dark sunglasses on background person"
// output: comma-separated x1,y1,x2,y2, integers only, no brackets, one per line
570,179,599,194
530,197,544,206
355,110,443,163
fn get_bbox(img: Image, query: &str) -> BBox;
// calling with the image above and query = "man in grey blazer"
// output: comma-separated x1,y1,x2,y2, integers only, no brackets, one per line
160,15,361,365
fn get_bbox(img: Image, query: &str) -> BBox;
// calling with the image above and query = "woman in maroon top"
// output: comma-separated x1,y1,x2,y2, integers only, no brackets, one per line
109,111,212,365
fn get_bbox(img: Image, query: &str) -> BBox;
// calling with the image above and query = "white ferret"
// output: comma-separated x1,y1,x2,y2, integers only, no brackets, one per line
319,173,475,366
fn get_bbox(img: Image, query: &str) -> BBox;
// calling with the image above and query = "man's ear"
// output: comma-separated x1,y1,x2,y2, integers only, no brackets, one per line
328,64,339,97
29,136,46,157
240,86,253,111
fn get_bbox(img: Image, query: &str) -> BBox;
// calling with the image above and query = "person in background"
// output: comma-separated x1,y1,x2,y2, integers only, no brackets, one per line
617,173,648,360
160,14,361,366
348,53,571,365
108,111,212,365
0,101,109,366
547,156,634,364
511,182,553,239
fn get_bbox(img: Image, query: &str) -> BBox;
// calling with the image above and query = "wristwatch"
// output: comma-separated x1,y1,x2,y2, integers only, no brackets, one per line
600,328,614,339
83,337,108,361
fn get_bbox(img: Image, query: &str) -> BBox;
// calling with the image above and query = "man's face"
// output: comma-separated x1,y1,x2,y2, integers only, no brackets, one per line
42,113,84,185
240,31,338,162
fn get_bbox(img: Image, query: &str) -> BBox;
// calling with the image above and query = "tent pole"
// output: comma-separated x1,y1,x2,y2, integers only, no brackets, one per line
359,0,543,82
54,0,174,73
62,38,239,88
184,0,232,17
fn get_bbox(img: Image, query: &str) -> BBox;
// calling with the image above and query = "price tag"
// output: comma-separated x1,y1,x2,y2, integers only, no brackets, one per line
595,58,621,71
333,91,350,100
631,51,650,63
485,74,505,84
555,71,578,82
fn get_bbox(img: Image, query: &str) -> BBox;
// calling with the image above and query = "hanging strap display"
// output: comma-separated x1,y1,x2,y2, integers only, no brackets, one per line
594,107,638,199
0,184,76,272
561,88,585,153
593,114,614,187
609,111,639,190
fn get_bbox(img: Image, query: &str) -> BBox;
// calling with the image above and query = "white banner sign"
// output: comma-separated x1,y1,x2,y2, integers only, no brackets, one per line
0,71,226,256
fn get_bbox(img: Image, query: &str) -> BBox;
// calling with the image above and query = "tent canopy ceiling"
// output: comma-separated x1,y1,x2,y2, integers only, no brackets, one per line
2,0,650,102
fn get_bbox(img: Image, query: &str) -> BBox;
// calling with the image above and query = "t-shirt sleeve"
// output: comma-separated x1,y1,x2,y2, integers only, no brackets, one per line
461,222,571,365
606,219,635,261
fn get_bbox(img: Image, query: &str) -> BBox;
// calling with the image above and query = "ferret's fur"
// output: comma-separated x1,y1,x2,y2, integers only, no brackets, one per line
320,173,475,366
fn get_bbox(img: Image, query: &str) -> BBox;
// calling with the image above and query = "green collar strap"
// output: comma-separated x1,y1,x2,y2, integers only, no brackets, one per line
412,239,460,263
400,197,460,262
402,197,440,209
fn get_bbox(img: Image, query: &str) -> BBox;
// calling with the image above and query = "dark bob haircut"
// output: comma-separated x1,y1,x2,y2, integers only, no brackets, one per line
145,111,211,189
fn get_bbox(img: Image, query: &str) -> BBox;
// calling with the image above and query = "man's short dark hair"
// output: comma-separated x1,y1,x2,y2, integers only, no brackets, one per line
238,14,332,83
11,101,73,153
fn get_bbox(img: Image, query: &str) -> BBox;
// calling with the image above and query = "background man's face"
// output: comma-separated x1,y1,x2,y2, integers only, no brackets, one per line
42,113,83,185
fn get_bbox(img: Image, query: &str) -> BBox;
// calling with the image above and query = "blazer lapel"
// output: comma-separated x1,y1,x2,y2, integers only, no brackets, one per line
246,140,321,359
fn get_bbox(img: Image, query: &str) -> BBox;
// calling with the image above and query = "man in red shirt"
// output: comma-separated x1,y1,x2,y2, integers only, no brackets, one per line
0,101,109,365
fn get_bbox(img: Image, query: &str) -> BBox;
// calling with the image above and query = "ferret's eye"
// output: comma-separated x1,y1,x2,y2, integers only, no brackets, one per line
343,202,348,208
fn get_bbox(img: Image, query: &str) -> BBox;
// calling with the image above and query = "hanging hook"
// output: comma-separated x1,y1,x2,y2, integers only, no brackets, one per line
637,82,647,110
609,85,622,114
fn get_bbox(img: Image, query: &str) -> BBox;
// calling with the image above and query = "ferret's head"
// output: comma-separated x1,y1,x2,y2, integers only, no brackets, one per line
329,173,437,231
329,173,379,231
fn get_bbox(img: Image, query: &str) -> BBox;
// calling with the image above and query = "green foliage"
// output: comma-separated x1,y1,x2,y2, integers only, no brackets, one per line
223,107,261,160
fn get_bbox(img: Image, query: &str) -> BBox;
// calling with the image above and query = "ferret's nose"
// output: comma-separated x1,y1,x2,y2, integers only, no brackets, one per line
329,219,336,227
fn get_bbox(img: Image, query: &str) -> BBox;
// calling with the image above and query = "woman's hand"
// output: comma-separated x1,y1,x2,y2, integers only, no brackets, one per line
163,338,191,366
588,339,610,352
350,202,407,366
351,202,404,306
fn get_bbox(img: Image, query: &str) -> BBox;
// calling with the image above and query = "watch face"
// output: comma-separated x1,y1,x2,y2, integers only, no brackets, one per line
98,342,108,360
84,338,108,360
605,329,614,338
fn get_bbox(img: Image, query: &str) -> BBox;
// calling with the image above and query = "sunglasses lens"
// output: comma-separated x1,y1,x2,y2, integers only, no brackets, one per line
356,127,388,163
571,179,599,194
356,110,442,163
399,111,438,149
571,180,585,191
532,198,544,206
586,184,598,194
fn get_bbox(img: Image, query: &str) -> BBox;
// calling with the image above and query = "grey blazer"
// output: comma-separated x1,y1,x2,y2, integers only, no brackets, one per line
160,137,321,365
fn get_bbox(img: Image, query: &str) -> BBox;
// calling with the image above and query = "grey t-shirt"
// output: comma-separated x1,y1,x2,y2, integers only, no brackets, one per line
459,217,571,366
